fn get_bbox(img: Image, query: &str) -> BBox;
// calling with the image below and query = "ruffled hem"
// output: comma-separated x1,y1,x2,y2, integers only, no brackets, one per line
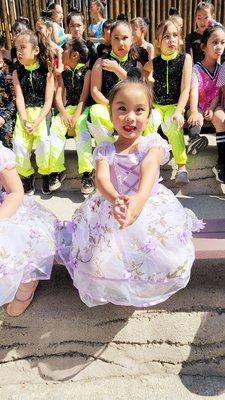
73,272,191,308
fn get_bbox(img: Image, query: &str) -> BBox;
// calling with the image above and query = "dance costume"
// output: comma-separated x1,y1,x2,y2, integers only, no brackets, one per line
150,52,187,165
56,134,204,307
0,143,57,306
13,62,51,178
0,69,15,149
89,51,138,145
49,63,93,175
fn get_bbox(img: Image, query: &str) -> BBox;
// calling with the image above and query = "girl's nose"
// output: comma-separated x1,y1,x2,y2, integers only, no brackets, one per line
125,112,135,122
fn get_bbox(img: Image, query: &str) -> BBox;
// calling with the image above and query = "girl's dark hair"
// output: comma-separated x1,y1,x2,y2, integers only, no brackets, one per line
12,18,29,34
103,19,114,31
169,7,179,16
70,38,90,63
41,1,58,18
108,77,152,116
110,20,132,35
16,30,54,71
201,25,225,45
67,10,84,26
116,13,129,22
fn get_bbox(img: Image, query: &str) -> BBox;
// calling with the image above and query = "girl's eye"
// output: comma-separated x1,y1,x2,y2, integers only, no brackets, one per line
136,107,145,112
118,106,126,111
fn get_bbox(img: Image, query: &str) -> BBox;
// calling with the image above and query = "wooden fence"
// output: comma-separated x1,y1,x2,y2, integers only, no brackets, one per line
0,0,225,48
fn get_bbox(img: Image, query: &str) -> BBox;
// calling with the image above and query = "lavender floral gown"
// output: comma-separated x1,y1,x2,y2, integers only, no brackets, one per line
57,134,204,308
0,143,57,306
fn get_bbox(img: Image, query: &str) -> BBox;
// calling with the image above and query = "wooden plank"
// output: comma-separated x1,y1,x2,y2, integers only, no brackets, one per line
194,237,225,259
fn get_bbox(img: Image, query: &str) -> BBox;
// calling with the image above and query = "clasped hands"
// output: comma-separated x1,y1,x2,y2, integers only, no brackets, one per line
113,194,143,229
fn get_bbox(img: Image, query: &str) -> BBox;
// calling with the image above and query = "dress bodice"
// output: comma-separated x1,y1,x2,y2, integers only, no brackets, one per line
93,134,170,195
0,142,16,195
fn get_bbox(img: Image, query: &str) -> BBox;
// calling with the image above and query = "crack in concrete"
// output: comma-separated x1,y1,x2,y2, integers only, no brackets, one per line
0,351,125,368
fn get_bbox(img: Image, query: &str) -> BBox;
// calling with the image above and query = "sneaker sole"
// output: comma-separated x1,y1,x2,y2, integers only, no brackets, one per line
25,190,35,196
212,167,225,184
81,187,95,194
49,173,67,192
187,137,208,155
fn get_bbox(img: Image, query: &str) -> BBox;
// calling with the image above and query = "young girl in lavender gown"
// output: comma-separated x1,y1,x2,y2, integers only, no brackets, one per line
57,77,204,308
0,143,57,316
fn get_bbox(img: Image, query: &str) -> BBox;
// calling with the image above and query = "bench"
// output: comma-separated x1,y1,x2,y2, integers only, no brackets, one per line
193,219,225,259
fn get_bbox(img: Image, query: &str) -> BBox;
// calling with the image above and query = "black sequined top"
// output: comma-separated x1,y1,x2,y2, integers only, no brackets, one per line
101,54,138,99
0,71,15,122
62,65,89,106
153,53,185,105
17,64,49,107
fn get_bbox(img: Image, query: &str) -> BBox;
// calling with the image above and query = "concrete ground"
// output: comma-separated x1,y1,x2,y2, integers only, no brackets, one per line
1,190,225,399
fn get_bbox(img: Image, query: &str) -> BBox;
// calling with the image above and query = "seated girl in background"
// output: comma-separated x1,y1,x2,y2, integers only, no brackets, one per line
131,17,154,65
185,1,221,64
67,9,97,69
89,20,143,144
147,19,192,185
49,39,94,194
44,3,71,48
56,77,204,308
13,30,54,195
0,142,57,316
187,27,225,183
88,0,106,47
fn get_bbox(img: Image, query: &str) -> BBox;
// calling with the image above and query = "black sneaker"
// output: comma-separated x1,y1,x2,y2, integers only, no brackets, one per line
22,174,35,195
81,172,95,194
212,165,225,184
49,171,66,191
187,134,208,155
42,175,51,195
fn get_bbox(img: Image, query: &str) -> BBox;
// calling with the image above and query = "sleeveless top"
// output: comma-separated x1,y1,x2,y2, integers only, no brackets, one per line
153,53,185,105
101,54,138,99
17,64,48,108
62,65,89,106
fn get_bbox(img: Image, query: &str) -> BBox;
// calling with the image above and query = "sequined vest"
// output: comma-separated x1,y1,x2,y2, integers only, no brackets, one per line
62,65,89,106
153,53,185,105
101,54,137,99
17,64,48,107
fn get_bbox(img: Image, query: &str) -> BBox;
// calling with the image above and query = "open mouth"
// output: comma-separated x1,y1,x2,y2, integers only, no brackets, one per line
123,125,136,132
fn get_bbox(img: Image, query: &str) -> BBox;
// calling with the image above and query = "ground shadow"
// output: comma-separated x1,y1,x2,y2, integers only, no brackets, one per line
0,265,134,382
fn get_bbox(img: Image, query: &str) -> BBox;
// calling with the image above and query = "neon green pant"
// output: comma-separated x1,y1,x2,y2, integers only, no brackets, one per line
49,105,93,174
89,103,156,145
13,107,51,177
148,104,187,165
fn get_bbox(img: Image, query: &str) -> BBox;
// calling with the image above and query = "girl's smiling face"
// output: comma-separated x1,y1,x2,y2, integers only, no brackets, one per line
111,24,132,57
195,8,213,33
111,84,150,141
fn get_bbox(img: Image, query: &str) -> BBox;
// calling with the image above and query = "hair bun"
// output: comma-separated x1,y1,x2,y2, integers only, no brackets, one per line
169,7,179,16
68,7,81,13
143,17,150,25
